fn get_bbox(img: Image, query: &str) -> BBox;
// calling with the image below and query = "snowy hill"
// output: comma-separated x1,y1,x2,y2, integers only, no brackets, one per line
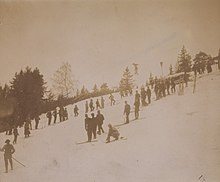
0,71,220,182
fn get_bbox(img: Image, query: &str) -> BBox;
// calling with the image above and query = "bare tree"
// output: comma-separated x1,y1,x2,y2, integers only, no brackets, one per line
52,62,78,98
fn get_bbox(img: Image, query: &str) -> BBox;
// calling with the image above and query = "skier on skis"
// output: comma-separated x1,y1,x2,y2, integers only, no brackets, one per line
0,139,15,173
106,124,120,143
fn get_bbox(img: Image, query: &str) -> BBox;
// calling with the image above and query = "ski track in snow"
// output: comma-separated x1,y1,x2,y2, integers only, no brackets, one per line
0,71,220,182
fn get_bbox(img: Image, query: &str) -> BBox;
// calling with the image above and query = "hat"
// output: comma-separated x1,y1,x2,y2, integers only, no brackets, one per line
5,139,10,143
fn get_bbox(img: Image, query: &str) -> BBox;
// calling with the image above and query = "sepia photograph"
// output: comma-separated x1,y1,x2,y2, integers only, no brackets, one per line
0,0,220,182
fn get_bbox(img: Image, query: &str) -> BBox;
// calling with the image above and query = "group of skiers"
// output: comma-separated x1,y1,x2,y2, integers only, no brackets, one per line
85,96,105,113
84,110,120,143
85,94,117,113
46,106,68,125
84,110,105,142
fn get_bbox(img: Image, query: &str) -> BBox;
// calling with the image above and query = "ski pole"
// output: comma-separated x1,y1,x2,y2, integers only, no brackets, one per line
12,157,26,167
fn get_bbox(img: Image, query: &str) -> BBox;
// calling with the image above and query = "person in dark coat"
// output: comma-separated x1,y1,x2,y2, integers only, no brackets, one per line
53,109,57,124
13,127,19,144
0,139,15,173
134,90,140,119
85,114,92,142
171,78,176,93
165,79,170,95
89,99,95,112
96,110,104,135
124,101,131,124
207,60,212,73
140,87,147,106
74,105,79,117
64,108,68,120
46,111,52,125
90,113,97,140
96,99,101,110
101,96,105,109
146,86,151,104
85,101,89,113
106,124,120,143
59,107,64,122
34,115,40,129
24,121,30,138
109,94,116,106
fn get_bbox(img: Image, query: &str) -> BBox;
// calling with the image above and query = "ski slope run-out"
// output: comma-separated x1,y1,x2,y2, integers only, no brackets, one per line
0,71,220,182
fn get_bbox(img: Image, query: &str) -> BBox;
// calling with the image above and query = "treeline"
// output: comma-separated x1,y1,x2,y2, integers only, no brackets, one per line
0,46,219,133
0,67,116,133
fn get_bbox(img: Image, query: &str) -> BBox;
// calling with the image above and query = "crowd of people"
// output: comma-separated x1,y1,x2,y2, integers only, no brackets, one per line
2,60,219,173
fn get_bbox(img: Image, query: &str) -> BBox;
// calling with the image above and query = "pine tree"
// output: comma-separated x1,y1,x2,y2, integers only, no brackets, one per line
10,67,45,125
119,67,134,91
80,85,86,95
176,46,192,73
93,84,99,93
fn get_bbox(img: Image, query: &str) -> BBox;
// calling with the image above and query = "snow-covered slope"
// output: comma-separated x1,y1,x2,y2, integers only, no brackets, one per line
0,71,220,182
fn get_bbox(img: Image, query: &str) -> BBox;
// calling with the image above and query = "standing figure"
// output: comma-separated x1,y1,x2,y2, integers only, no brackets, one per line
64,108,68,120
46,111,52,125
101,96,105,109
154,83,159,100
34,115,40,129
165,79,170,95
24,121,31,138
109,93,116,106
13,127,19,144
89,99,95,112
74,105,79,117
207,60,212,73
91,113,97,140
85,101,89,113
106,124,120,143
53,109,57,124
134,90,140,119
59,107,64,122
140,87,147,106
0,139,15,173
124,101,131,124
146,86,151,104
96,110,105,135
171,78,176,93
96,99,101,110
84,114,92,142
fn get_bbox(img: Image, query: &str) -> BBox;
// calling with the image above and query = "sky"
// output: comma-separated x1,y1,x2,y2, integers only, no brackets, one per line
0,0,219,91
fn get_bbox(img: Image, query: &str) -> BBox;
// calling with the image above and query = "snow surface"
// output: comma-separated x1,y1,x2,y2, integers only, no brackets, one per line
0,71,220,182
